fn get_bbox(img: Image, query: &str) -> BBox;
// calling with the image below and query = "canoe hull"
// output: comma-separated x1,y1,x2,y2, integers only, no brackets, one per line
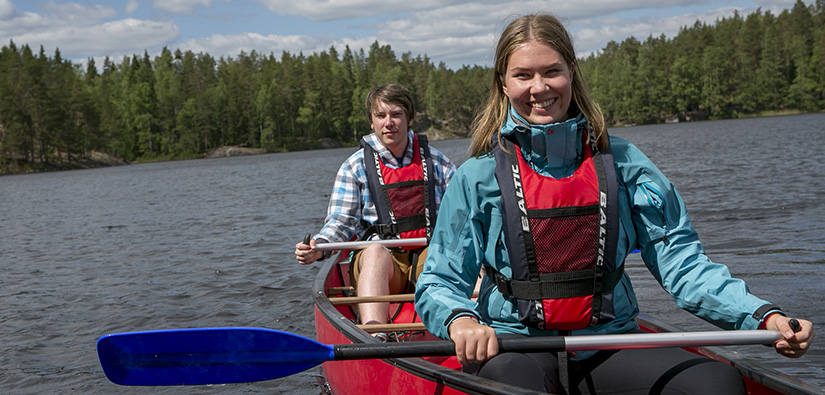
313,257,822,395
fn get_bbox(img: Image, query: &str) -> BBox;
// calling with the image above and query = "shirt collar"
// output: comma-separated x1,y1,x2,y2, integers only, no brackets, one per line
363,130,415,167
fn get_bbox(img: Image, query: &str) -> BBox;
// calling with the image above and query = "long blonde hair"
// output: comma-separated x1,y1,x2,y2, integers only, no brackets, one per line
469,14,607,157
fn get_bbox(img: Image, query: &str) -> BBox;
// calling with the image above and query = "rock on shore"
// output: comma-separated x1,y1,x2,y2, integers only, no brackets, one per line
205,146,266,158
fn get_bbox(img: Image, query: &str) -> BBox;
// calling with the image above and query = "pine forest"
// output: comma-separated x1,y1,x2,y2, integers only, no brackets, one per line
1,1,823,173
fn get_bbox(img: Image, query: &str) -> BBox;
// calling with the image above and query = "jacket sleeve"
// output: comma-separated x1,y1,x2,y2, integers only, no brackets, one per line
613,137,774,330
415,161,487,340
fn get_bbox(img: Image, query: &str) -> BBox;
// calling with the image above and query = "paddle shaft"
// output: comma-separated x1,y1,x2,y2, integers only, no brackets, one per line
334,330,783,360
303,233,427,251
317,237,427,251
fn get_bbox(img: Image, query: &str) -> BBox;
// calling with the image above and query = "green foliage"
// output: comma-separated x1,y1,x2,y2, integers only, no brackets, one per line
0,2,823,170
579,0,824,124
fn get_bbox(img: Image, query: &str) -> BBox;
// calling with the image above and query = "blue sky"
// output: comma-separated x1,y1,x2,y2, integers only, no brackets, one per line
0,0,810,69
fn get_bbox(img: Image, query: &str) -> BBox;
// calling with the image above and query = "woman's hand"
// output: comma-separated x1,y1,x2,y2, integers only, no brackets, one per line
448,317,499,365
294,238,322,265
766,315,814,358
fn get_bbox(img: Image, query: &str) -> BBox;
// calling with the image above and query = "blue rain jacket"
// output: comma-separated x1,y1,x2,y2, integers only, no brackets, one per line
415,109,775,359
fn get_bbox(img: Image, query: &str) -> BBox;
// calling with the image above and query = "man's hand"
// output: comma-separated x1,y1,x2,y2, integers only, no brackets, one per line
295,238,322,265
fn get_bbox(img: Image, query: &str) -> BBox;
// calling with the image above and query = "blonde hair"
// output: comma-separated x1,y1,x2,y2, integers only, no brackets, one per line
469,14,607,157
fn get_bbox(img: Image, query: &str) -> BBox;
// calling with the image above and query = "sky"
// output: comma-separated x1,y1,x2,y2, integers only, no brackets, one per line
0,0,812,70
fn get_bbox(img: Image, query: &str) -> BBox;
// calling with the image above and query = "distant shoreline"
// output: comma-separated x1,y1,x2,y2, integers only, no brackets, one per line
1,111,815,176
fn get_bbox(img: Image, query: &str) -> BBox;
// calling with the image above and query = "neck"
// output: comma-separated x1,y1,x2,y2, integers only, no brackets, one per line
385,137,408,158
388,143,407,158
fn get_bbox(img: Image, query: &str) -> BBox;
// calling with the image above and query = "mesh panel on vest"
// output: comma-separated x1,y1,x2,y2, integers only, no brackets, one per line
529,214,598,273
387,184,426,218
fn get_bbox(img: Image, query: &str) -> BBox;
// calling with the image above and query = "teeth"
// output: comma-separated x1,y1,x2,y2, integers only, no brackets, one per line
531,99,554,108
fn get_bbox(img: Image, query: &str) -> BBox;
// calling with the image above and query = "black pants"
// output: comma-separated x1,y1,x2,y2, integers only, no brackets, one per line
464,333,745,394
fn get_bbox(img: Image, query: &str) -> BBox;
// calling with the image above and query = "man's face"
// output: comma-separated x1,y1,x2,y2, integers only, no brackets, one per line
370,100,411,157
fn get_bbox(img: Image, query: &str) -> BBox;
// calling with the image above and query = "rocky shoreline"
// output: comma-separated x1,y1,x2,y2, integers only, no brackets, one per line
204,146,266,158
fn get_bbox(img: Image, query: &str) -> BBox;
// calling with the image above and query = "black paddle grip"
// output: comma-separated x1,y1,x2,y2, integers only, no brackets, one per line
333,336,566,361
335,340,456,360
789,318,801,333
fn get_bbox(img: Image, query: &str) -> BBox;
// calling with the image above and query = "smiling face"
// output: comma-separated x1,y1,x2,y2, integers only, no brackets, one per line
501,40,573,125
370,100,411,158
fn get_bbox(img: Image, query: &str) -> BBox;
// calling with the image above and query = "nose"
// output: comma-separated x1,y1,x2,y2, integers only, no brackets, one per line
530,74,548,94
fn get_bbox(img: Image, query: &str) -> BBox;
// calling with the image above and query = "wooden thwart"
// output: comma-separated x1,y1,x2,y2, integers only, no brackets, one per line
327,286,355,296
329,294,415,305
329,292,479,306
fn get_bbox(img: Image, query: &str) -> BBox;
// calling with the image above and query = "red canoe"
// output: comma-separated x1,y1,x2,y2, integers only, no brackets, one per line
313,255,822,395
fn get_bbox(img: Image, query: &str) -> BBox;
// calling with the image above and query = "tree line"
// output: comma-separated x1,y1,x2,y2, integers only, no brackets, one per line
0,1,822,172
580,1,824,124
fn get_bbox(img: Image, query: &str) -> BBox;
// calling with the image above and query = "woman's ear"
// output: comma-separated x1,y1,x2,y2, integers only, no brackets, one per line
501,74,509,97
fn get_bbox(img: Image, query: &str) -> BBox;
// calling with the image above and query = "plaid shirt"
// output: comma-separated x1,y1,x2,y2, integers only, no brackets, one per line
316,130,456,245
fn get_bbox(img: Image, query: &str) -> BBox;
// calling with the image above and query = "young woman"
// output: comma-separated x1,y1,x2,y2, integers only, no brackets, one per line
415,14,813,394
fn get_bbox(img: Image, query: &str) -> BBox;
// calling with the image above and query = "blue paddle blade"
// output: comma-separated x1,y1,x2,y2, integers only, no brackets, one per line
97,327,335,386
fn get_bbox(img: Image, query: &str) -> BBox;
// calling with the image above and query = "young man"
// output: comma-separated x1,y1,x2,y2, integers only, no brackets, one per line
295,83,455,331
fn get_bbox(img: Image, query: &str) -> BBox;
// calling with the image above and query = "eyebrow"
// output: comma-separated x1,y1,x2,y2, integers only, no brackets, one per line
509,62,564,72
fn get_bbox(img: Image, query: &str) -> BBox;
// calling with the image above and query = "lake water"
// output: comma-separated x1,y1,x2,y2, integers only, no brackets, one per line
1,113,823,393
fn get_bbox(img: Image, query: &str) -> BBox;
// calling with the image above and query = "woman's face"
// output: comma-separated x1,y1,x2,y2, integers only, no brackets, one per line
502,40,573,125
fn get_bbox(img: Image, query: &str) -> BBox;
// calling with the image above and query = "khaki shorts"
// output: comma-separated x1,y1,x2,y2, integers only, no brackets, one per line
350,247,428,294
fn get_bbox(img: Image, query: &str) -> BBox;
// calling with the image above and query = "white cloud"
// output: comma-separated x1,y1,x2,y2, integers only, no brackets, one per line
125,0,139,14
38,1,117,22
11,18,179,57
754,0,798,6
0,0,18,20
257,0,463,20
179,32,322,58
153,0,212,15
0,1,179,58
0,2,117,43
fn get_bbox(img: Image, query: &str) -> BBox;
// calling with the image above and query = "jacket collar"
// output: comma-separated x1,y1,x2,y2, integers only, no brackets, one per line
500,106,586,173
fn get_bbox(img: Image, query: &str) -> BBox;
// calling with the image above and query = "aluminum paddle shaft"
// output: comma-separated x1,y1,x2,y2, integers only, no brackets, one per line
314,237,427,251
334,330,782,359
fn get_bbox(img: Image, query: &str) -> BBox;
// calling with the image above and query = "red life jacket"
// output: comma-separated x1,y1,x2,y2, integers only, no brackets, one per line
490,127,622,330
361,134,436,248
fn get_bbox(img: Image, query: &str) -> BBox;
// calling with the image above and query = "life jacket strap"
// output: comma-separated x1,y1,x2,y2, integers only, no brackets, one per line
484,265,624,300
361,215,430,240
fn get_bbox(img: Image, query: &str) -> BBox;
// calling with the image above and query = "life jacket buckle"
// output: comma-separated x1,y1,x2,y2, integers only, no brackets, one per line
485,266,514,296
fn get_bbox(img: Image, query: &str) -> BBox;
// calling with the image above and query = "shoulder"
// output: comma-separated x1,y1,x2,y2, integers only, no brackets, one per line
338,147,367,178
427,145,455,167
342,147,365,166
608,135,642,161
608,135,656,173
608,135,674,192
451,154,497,189
458,153,495,172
